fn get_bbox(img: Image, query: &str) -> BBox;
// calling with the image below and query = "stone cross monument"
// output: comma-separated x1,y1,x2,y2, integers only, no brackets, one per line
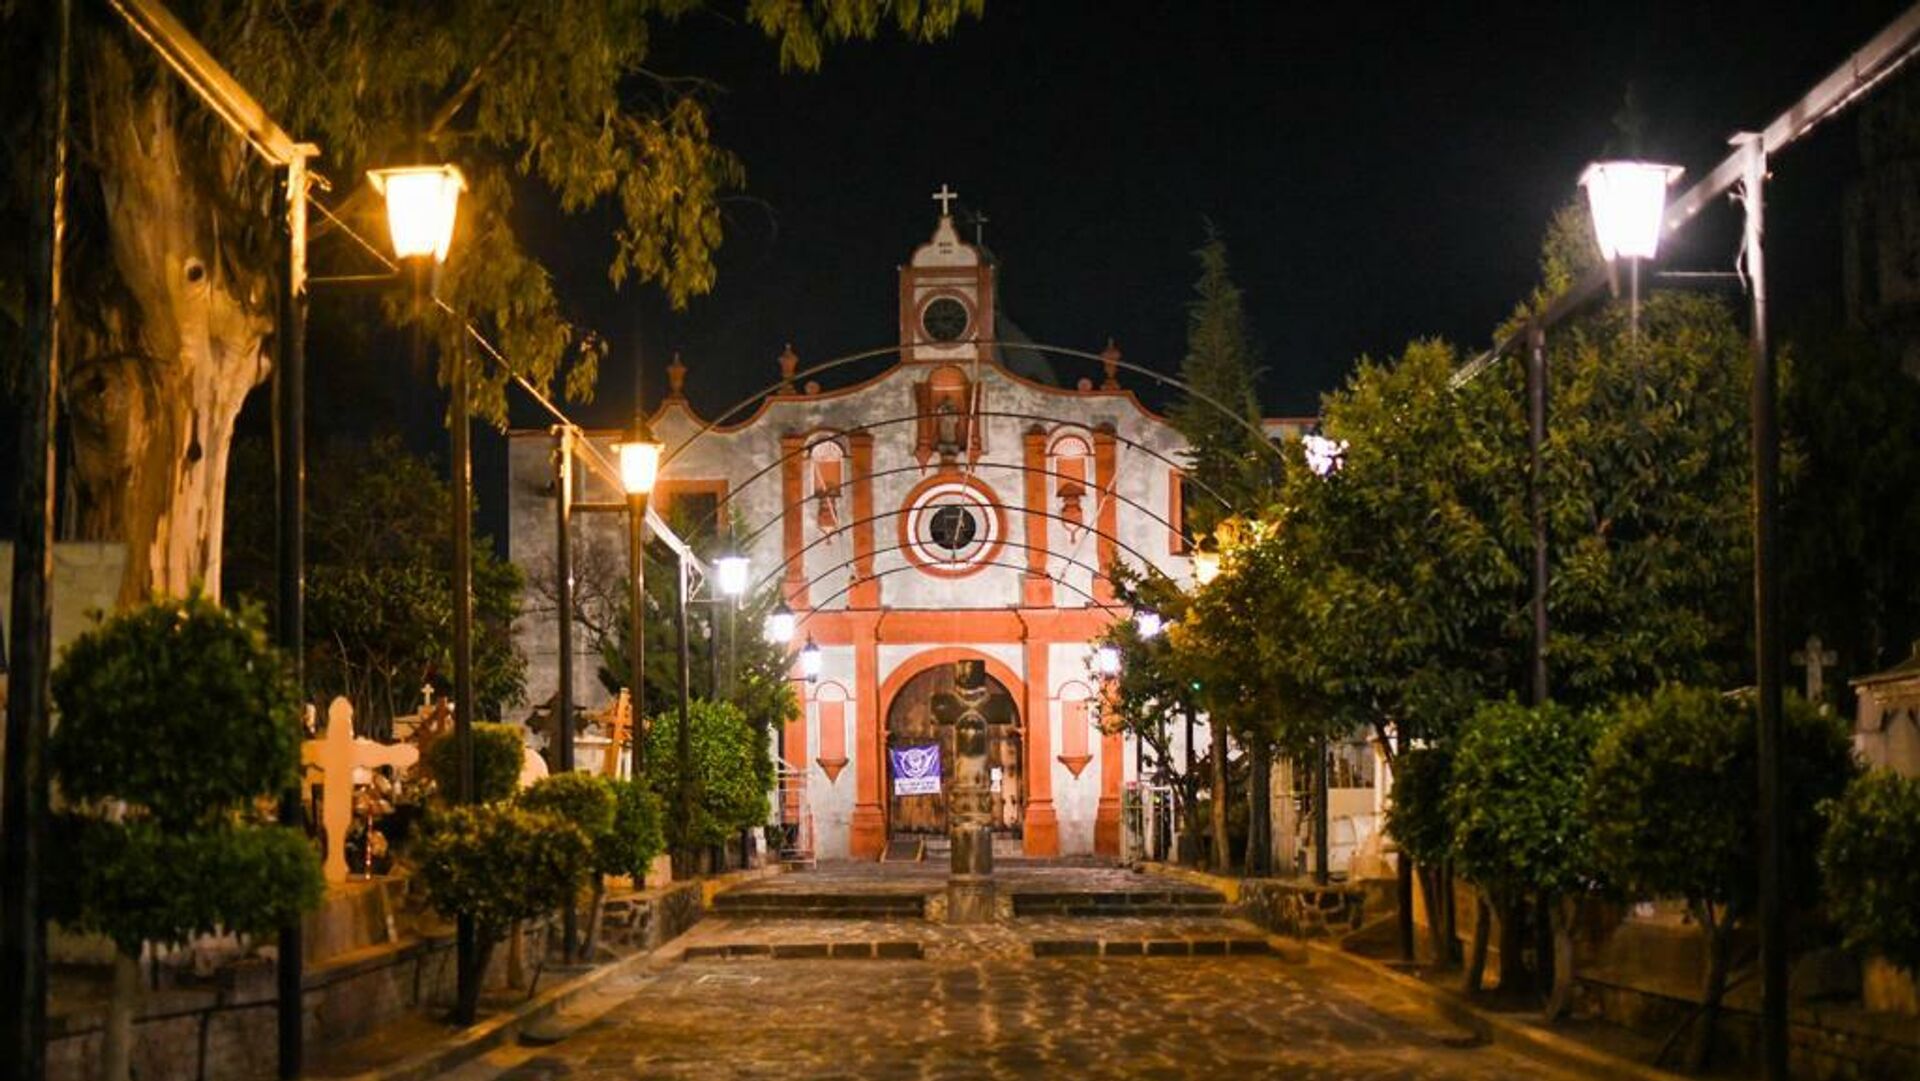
1791,634,1839,704
930,659,1011,923
302,697,420,884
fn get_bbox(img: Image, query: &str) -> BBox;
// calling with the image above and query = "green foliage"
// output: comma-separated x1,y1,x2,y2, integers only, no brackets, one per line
645,698,769,849
224,437,526,730
1586,685,1856,916
1170,229,1273,536
51,593,302,828
517,771,617,887
1094,565,1200,764
48,818,323,957
1819,771,1920,971
1385,745,1454,870
1447,700,1600,899
46,594,322,956
1281,338,1525,744
602,779,667,881
422,722,527,805
1539,293,1754,706
414,803,591,933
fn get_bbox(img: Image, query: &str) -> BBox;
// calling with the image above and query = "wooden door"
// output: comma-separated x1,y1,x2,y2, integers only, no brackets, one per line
885,664,1022,837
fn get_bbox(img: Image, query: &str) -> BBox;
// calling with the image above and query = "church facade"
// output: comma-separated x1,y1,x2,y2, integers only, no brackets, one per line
506,194,1311,860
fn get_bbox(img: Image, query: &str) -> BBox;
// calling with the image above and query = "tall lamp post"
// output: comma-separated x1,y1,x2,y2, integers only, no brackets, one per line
614,418,663,776
367,159,469,1015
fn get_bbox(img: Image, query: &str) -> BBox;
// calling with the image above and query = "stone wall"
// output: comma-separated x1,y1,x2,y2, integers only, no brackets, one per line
1236,879,1370,939
0,541,127,654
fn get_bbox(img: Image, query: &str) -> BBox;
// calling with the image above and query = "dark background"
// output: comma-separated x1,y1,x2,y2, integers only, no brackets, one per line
4,1,1913,540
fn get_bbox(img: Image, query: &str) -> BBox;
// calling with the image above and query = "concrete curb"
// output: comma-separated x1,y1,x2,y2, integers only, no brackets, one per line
343,943,656,1081
1304,942,1688,1081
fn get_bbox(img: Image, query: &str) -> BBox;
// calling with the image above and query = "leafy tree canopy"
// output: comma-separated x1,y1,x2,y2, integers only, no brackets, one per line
1819,770,1920,971
415,803,590,932
645,697,769,848
1446,699,1601,900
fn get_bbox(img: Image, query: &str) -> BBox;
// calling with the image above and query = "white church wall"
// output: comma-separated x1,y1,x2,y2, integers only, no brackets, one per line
804,680,856,860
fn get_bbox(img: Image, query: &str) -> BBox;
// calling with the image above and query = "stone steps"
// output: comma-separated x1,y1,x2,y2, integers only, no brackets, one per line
1011,889,1229,918
1030,936,1276,958
710,892,929,920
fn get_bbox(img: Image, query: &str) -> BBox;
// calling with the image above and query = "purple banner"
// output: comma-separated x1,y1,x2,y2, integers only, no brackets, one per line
889,743,942,796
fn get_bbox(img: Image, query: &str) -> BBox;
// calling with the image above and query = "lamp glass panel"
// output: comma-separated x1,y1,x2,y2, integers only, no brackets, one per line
616,440,662,496
370,166,464,262
1192,550,1221,585
1094,645,1122,677
1579,161,1682,261
715,555,750,597
766,609,796,644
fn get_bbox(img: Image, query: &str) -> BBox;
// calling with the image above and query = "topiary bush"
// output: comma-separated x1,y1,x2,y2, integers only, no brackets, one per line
1819,771,1920,973
46,593,324,1080
415,803,591,1020
1385,744,1453,871
601,779,666,882
1585,684,1856,1068
645,698,769,851
422,721,526,804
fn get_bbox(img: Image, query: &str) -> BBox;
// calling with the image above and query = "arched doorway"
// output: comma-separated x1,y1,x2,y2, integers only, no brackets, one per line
885,662,1023,839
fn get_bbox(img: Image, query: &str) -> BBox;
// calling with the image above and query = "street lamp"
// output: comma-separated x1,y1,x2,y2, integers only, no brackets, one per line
614,417,663,775
799,635,822,683
366,164,465,263
1133,608,1163,639
1579,160,1682,340
765,599,796,645
1093,645,1122,678
714,548,750,599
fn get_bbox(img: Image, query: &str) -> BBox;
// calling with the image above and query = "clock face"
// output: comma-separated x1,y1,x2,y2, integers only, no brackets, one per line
921,296,970,343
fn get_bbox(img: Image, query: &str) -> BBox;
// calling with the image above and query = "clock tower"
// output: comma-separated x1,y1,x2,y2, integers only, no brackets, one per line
899,184,995,366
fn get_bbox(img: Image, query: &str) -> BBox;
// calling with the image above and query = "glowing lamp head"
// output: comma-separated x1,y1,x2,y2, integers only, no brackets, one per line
715,552,750,598
613,427,663,497
765,600,796,645
1133,608,1163,639
1302,433,1348,477
799,635,822,682
1093,645,1122,678
1192,548,1221,586
1578,161,1683,262
367,164,465,263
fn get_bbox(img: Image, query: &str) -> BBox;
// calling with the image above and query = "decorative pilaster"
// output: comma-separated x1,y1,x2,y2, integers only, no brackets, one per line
779,432,810,609
1092,424,1119,603
1021,426,1052,608
1093,680,1124,856
849,432,879,609
849,626,886,859
1022,637,1059,857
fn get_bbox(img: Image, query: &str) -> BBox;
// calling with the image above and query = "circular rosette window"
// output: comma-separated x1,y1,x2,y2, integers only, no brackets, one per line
901,476,1005,577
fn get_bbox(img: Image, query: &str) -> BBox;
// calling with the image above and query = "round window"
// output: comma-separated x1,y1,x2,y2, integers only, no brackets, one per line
927,505,978,552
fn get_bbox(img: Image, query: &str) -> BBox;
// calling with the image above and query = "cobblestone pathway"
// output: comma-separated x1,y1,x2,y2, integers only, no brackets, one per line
441,951,1575,1080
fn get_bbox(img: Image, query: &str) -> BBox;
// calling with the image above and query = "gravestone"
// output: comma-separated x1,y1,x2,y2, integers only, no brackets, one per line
301,697,420,884
930,660,1011,923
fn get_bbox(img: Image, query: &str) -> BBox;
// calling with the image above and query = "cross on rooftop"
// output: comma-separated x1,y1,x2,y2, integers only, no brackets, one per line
932,183,958,217
1791,634,1840,702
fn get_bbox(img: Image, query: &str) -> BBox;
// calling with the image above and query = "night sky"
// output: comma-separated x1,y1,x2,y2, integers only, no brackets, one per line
518,0,1909,432
2,1,1913,540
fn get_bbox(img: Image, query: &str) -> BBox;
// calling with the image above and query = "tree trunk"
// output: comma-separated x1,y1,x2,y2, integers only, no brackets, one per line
1463,895,1491,995
1441,862,1459,964
1246,738,1271,877
100,948,140,1081
1398,852,1417,963
581,879,607,961
1209,719,1230,872
1689,904,1731,1073
455,933,495,1026
1418,865,1450,965
1495,893,1531,998
70,34,274,606
1545,894,1578,1021
506,919,525,989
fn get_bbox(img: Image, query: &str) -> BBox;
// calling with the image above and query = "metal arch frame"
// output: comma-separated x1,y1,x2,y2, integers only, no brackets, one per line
658,340,1287,471
675,410,1232,545
746,503,1171,603
787,538,1122,625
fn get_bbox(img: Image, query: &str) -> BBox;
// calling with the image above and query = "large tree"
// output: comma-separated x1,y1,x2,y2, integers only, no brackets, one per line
0,0,980,606
1170,229,1272,537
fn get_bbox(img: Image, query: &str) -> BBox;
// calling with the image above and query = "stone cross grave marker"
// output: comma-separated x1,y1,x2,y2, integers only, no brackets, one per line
1791,634,1839,703
302,697,420,884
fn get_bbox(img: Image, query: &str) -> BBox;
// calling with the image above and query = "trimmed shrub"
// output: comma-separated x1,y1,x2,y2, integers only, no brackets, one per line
1820,771,1920,972
422,721,526,804
645,699,769,849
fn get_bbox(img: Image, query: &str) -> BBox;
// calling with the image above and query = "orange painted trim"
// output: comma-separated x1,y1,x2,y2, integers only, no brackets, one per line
895,472,1010,579
799,606,1116,646
1168,467,1189,554
1093,425,1119,603
1021,428,1053,604
1022,638,1059,857
652,477,729,523
850,627,885,859
780,433,810,608
848,433,879,609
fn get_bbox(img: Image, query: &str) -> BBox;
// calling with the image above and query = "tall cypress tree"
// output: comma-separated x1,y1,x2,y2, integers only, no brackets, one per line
1172,229,1270,537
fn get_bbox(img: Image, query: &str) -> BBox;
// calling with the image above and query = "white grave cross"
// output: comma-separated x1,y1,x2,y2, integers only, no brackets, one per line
932,183,958,217
301,697,420,884
1791,634,1839,703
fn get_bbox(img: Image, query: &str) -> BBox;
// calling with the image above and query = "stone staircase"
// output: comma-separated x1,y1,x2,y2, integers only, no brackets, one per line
709,889,929,920
1011,887,1230,918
